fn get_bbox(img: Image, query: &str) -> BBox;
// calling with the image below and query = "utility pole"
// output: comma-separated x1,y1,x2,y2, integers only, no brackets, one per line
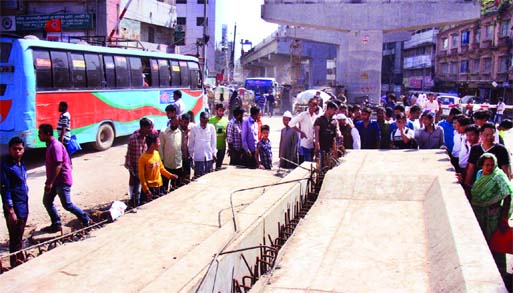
202,0,208,83
230,23,237,83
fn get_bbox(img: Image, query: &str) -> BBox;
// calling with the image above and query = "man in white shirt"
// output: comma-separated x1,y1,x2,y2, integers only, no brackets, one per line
173,90,186,116
423,93,439,116
495,97,506,125
188,112,217,178
289,98,320,162
159,115,182,192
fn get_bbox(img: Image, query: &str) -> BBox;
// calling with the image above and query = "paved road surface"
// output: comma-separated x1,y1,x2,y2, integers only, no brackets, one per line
0,115,286,246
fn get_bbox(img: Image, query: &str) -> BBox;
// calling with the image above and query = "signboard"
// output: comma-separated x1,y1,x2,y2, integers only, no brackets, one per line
7,14,93,31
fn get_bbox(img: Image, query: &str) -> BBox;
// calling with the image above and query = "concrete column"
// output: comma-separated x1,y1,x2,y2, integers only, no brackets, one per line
339,30,383,104
394,42,402,75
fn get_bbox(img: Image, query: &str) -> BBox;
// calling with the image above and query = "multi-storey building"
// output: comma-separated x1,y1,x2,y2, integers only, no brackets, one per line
175,0,216,78
435,6,513,102
403,28,438,92
382,41,403,96
1,0,176,52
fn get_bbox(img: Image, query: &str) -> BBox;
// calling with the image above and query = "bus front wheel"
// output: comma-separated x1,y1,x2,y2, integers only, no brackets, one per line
94,123,115,151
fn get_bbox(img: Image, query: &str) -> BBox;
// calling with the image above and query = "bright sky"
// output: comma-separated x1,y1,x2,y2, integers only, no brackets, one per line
216,0,279,59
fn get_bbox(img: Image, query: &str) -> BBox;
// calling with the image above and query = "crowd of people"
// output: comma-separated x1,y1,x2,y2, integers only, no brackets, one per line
1,91,512,288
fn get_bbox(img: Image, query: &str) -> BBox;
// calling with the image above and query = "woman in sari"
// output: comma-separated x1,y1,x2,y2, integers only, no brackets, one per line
471,153,512,289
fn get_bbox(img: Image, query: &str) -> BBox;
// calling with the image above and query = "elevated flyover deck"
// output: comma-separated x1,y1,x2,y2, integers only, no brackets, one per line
253,150,507,292
0,165,313,292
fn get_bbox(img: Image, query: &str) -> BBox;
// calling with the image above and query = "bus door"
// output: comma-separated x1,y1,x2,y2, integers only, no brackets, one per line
0,38,21,143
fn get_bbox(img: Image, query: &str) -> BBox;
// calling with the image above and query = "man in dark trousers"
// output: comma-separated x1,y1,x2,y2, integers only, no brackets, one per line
1,137,29,267
38,124,92,233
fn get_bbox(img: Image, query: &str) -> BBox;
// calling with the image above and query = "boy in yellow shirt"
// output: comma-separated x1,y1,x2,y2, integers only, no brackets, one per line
138,133,178,204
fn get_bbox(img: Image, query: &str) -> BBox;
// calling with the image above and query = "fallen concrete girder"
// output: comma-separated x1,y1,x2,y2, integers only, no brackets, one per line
251,150,507,292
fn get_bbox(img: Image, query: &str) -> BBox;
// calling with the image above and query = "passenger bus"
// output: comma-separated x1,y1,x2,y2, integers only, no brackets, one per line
244,77,278,97
0,35,206,151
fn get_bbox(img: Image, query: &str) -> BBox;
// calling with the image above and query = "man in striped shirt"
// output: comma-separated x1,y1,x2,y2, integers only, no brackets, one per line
227,107,244,166
57,101,71,151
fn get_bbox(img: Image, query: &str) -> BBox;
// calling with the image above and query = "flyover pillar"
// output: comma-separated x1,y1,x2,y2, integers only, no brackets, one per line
337,30,383,103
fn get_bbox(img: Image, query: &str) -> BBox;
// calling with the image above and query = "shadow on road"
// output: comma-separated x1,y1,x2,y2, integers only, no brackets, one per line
22,136,130,169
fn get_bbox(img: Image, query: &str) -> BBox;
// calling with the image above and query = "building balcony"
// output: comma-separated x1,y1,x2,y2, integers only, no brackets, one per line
497,72,509,81
438,50,447,57
450,48,459,54
459,73,470,81
447,74,458,81
498,36,511,47
481,39,493,49
460,44,469,53
471,42,480,50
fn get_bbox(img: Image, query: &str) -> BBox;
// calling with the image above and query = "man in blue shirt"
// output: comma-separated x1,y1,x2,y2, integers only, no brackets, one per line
1,137,29,268
356,107,381,149
242,106,261,168
438,107,461,153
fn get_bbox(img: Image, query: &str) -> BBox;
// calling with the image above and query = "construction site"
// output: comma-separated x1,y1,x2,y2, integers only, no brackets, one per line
0,150,508,292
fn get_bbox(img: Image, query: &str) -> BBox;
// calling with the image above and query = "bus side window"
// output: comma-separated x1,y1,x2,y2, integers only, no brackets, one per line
114,56,129,88
33,49,53,89
170,60,181,86
158,59,170,87
179,61,189,87
150,59,159,87
70,53,86,88
50,51,71,89
141,57,151,87
129,57,143,88
188,61,201,89
84,53,102,88
103,55,116,87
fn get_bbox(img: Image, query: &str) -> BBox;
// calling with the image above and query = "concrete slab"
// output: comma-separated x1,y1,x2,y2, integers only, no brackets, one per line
253,150,507,292
0,167,283,292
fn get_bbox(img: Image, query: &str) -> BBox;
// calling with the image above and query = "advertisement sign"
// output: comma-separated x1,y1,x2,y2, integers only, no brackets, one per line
6,14,93,31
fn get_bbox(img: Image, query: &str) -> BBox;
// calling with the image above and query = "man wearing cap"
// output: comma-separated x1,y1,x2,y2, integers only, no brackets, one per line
279,111,299,169
414,112,444,149
189,112,217,177
336,113,361,150
289,98,320,162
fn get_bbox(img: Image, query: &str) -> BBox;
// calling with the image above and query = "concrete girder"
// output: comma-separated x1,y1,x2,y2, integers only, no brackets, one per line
282,27,410,45
281,27,410,102
261,2,480,33
241,39,279,65
261,1,480,102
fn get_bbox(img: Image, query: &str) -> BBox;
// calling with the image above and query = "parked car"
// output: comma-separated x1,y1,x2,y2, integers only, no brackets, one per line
437,95,460,116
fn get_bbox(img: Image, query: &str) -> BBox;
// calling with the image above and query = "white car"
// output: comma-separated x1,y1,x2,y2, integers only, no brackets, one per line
437,95,460,116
